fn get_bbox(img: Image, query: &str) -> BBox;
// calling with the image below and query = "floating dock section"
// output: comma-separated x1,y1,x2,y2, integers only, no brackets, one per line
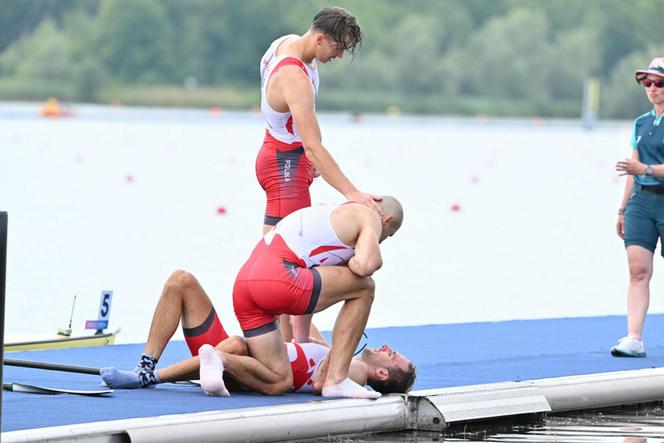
4,366,664,442
3,316,664,441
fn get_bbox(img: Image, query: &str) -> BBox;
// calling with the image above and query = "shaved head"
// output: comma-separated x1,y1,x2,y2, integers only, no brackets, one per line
378,195,403,234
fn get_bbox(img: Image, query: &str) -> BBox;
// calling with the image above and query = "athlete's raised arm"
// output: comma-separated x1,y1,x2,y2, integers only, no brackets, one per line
281,67,383,215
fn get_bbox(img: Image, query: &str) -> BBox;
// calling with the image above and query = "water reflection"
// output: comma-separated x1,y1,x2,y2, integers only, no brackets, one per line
307,403,664,442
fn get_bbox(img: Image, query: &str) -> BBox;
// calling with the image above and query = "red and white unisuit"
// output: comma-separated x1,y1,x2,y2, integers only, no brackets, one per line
256,35,320,225
286,342,329,393
260,34,320,143
233,204,355,336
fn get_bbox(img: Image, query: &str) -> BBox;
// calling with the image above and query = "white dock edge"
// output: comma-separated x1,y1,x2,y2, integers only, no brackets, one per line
411,366,664,430
4,367,664,442
535,366,664,412
1,396,409,443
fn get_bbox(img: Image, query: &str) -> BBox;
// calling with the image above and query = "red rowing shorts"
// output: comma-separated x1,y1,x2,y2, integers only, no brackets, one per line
255,131,314,226
233,235,321,337
183,308,229,356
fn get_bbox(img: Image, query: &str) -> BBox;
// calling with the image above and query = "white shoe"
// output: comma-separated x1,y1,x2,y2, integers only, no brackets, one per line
611,336,645,358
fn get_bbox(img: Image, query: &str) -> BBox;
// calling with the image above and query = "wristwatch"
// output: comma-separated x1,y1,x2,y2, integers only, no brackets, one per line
646,165,654,176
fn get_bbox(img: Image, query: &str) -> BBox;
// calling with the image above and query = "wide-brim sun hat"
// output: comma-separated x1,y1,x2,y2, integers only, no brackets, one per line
635,57,664,81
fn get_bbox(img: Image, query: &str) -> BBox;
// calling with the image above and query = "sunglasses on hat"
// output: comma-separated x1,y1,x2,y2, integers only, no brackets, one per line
638,78,664,88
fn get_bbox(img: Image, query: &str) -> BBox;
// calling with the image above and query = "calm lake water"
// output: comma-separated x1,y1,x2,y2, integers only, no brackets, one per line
0,104,652,342
2,102,663,441
0,102,654,343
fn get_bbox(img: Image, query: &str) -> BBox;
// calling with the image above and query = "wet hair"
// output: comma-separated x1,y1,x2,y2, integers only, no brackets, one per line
311,7,363,56
368,362,417,394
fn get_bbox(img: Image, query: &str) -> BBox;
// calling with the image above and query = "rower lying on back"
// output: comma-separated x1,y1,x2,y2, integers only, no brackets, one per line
100,271,415,395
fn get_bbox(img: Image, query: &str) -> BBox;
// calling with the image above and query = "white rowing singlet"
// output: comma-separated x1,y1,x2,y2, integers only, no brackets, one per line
287,342,329,393
260,35,320,144
265,204,355,268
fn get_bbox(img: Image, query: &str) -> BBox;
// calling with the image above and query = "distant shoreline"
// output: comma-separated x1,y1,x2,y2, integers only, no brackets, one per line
0,80,586,119
0,100,633,128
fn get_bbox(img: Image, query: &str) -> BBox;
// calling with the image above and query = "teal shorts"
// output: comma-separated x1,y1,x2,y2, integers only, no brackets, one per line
624,187,664,256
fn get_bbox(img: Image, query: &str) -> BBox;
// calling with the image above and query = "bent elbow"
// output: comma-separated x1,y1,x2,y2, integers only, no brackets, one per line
261,374,293,396
352,259,382,277
301,144,318,163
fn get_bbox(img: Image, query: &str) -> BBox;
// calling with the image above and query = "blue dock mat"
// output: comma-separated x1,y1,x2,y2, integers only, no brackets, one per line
3,314,664,432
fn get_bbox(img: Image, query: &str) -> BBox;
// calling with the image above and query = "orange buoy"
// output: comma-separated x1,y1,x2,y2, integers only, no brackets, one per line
40,97,73,117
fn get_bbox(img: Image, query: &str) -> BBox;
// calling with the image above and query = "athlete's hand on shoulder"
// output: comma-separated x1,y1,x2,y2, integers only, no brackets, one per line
346,191,383,216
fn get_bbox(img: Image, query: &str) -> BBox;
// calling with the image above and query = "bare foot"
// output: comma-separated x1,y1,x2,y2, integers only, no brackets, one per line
199,344,230,397
322,378,381,399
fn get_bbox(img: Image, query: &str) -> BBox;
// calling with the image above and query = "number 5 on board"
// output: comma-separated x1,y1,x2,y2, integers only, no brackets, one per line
85,290,112,333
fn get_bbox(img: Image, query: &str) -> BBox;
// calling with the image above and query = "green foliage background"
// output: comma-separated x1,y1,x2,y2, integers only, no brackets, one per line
1,0,663,118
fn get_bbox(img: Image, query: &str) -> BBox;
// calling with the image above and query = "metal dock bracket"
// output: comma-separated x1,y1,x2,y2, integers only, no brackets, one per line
411,381,551,430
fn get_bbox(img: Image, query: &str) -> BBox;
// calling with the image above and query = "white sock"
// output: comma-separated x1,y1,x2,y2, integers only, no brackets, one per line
322,378,381,399
198,344,230,397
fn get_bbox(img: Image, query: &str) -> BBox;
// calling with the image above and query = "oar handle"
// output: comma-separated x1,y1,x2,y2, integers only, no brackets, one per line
3,358,100,375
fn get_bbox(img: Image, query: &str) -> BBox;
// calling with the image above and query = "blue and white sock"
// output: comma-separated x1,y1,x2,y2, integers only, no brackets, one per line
134,353,158,373
138,370,159,388
101,367,160,389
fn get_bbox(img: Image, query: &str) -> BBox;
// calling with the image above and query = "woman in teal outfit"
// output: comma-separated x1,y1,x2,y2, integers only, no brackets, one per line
614,57,664,357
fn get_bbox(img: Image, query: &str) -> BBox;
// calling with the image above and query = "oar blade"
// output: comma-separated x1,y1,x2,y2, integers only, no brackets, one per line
3,382,112,396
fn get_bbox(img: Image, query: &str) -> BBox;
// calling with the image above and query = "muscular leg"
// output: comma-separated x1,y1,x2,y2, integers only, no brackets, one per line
143,270,215,359
626,246,654,338
193,332,302,395
279,314,328,345
309,266,377,398
157,357,199,382
156,336,247,383
224,329,293,395
223,265,370,397
101,270,217,389
308,322,327,345
279,314,294,341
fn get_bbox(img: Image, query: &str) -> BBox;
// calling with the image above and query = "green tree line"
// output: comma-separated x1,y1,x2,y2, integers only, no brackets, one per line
0,0,663,118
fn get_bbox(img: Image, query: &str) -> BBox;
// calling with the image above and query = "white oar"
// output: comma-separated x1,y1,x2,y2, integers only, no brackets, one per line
3,382,112,396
